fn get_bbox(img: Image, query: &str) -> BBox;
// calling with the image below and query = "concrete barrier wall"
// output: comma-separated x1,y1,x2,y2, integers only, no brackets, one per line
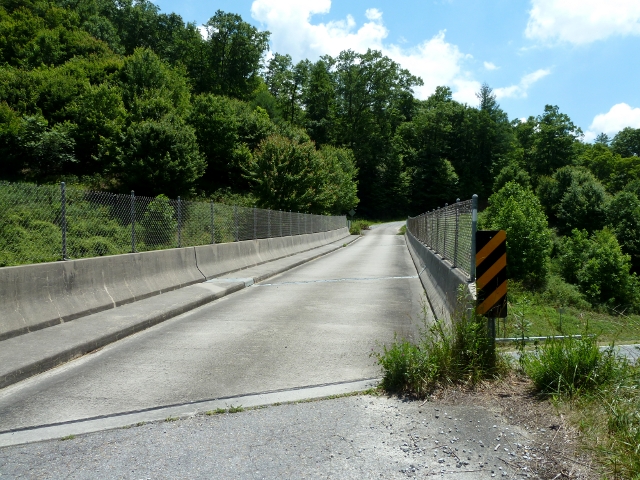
0,227,350,341
405,229,475,321
194,228,350,279
0,248,205,341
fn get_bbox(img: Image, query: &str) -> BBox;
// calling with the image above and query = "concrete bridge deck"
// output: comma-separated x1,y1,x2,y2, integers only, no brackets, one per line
0,222,427,444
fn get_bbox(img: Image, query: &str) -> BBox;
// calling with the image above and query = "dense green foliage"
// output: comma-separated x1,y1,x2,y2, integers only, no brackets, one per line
481,182,552,286
2,0,640,311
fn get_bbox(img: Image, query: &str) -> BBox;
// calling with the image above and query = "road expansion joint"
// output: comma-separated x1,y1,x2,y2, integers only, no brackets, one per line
0,378,380,447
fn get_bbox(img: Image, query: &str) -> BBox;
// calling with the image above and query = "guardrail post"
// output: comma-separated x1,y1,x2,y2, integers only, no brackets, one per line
177,196,182,248
131,190,136,253
211,200,215,244
61,182,67,260
470,194,478,282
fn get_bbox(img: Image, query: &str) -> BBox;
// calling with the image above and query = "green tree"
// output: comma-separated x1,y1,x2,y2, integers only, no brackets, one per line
521,105,582,183
119,47,190,120
537,166,608,234
195,10,269,99
141,194,176,246
481,181,552,286
393,108,459,213
115,115,205,197
302,58,335,146
264,53,309,125
560,228,639,311
243,133,320,213
67,82,126,175
606,191,640,269
611,127,640,158
316,145,359,214
330,49,422,216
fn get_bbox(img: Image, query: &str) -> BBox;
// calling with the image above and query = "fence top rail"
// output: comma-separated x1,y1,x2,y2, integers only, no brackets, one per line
407,198,474,220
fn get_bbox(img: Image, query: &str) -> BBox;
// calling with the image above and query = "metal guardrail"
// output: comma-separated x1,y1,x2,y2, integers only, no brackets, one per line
0,182,346,267
406,195,478,280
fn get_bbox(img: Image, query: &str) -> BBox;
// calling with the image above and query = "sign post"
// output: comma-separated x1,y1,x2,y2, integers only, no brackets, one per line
475,230,507,360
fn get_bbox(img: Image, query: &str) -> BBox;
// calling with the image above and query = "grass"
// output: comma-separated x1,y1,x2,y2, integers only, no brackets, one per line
398,225,406,235
204,405,244,415
500,276,640,343
514,331,640,479
164,416,179,422
60,434,75,441
373,301,508,398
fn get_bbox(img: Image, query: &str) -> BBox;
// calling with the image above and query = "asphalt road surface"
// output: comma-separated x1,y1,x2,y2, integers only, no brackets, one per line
0,222,427,433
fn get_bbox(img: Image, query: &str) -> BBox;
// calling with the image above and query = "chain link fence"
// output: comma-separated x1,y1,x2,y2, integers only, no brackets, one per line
0,182,346,267
406,197,477,280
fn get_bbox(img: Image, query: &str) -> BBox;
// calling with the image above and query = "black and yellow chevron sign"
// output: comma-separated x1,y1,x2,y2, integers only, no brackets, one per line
476,230,507,318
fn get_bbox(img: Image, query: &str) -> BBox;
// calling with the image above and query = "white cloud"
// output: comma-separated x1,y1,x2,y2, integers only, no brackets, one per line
483,61,498,70
494,69,550,99
584,103,640,142
251,0,386,60
365,8,382,21
250,0,478,102
526,0,640,45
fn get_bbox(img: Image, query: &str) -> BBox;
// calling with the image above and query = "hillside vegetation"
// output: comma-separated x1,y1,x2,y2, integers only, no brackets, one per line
1,0,640,312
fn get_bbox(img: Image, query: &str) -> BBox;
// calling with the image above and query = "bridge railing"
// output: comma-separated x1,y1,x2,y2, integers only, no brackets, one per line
406,195,478,281
0,182,346,267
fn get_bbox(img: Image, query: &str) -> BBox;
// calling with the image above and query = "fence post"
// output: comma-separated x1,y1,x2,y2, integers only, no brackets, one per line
267,209,271,238
470,194,478,282
131,190,136,253
435,208,440,254
289,210,292,236
443,203,448,260
60,182,67,260
234,205,239,242
177,196,182,248
210,200,215,244
253,206,257,240
453,198,460,268
279,210,283,237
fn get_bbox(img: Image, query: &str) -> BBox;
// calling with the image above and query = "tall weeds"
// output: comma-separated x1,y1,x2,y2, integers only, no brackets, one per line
374,305,506,397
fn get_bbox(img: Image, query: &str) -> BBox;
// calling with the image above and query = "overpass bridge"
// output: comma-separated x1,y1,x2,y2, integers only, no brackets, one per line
0,221,452,445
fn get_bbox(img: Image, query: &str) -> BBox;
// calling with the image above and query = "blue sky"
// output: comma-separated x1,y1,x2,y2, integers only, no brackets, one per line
154,0,640,141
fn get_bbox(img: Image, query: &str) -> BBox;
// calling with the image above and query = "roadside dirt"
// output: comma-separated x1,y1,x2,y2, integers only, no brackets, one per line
429,372,600,479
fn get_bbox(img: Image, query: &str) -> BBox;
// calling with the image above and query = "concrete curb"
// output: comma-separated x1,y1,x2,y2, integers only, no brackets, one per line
0,378,379,447
0,235,360,390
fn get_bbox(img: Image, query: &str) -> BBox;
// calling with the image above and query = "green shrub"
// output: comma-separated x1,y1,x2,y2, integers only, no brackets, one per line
481,181,552,286
349,219,370,235
539,274,591,310
607,191,640,267
521,334,621,396
374,312,503,397
560,228,640,311
141,195,176,247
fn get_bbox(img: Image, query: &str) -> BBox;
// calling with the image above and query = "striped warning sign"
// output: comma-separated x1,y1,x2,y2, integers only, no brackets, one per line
476,230,507,318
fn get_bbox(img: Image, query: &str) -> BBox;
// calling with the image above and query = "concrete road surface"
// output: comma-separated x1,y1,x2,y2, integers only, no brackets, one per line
0,222,428,434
